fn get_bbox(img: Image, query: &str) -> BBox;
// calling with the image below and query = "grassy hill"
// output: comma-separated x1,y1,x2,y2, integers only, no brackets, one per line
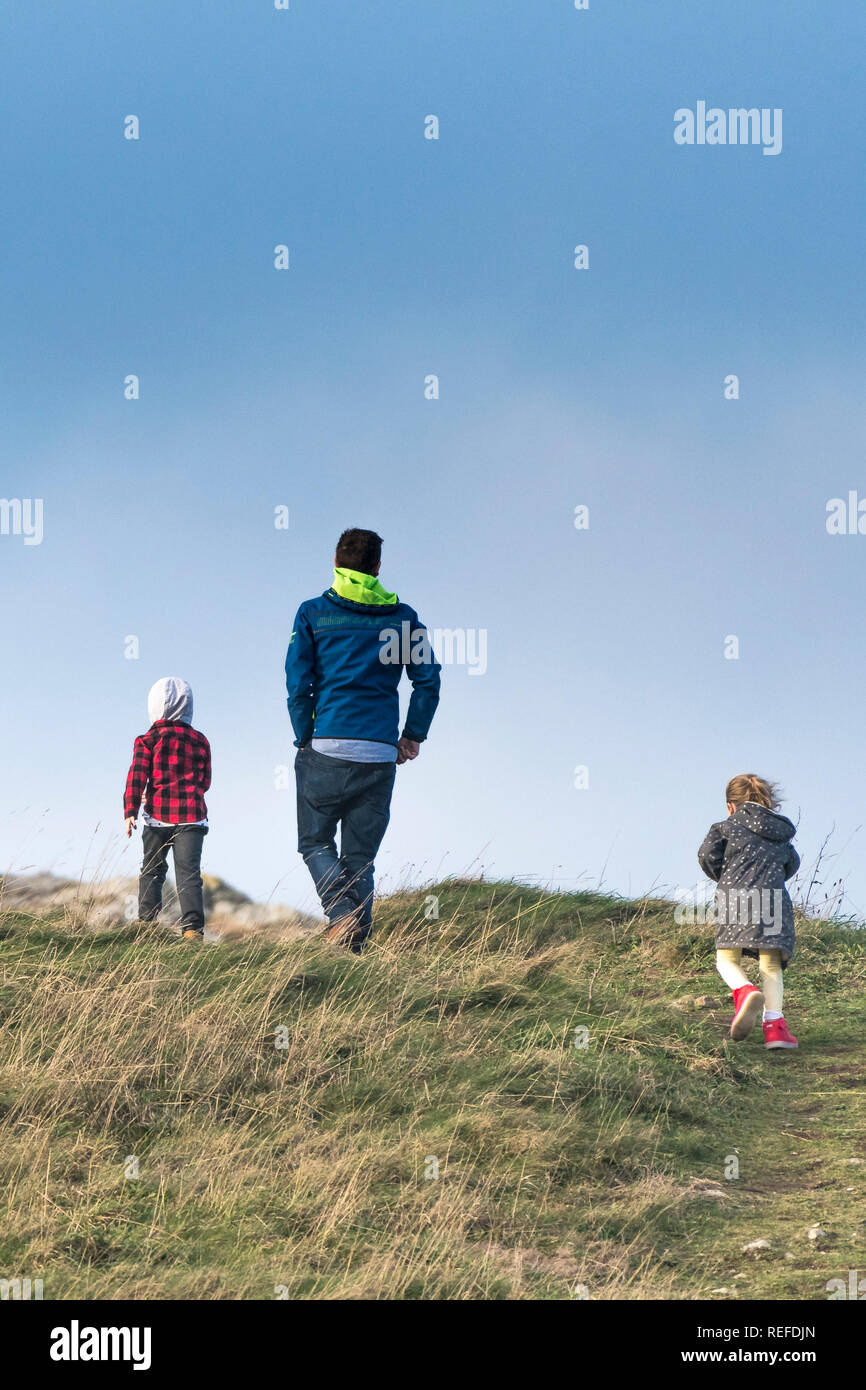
0,880,863,1300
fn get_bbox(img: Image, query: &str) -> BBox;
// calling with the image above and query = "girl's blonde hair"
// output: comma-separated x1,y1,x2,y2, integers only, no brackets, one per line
725,773,781,810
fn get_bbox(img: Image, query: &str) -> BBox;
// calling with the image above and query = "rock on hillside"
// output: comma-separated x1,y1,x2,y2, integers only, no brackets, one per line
0,871,321,941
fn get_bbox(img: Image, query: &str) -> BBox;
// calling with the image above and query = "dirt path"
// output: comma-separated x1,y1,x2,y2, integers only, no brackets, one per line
685,1020,866,1299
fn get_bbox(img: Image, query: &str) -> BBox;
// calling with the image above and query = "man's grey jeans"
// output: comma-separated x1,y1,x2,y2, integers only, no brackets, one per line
295,746,395,945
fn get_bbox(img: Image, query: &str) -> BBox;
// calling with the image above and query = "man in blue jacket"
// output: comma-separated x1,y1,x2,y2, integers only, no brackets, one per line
285,528,441,952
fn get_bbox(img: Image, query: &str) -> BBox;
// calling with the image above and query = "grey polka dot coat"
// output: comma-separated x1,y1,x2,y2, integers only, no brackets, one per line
698,802,800,965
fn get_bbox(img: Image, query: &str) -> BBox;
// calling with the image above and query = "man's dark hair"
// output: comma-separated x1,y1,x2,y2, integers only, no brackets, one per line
335,528,383,575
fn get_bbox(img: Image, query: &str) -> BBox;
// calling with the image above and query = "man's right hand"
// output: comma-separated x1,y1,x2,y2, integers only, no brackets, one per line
397,738,420,765
125,817,137,838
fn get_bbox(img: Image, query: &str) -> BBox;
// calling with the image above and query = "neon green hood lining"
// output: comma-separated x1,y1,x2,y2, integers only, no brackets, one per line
331,566,398,607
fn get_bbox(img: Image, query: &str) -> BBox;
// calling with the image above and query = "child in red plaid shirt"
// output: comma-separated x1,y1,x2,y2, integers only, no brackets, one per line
124,677,211,940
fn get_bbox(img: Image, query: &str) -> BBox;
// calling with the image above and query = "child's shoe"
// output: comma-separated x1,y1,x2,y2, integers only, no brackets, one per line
729,984,764,1040
763,1017,798,1050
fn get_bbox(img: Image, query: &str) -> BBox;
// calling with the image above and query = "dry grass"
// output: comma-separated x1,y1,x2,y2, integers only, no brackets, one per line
0,880,863,1299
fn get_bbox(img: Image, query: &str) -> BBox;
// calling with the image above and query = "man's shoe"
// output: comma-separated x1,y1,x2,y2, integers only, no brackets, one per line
182,928,204,943
729,984,764,1040
763,1017,798,1050
325,916,361,947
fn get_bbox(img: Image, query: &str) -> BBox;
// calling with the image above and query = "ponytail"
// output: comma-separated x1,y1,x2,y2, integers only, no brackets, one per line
725,773,781,810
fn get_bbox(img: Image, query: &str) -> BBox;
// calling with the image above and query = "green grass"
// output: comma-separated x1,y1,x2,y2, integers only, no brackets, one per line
0,880,863,1299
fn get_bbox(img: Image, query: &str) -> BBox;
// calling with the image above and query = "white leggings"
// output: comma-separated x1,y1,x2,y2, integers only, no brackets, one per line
716,947,784,1014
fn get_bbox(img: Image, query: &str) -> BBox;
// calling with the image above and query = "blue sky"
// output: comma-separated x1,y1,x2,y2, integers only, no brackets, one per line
2,1,865,920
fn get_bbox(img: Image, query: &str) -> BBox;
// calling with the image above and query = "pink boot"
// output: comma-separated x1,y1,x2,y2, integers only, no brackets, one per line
763,1017,798,1050
730,984,764,1040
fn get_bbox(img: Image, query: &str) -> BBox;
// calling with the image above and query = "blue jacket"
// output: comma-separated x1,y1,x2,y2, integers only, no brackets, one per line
285,589,441,749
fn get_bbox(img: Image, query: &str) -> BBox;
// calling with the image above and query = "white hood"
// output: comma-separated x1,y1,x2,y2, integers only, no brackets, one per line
147,676,193,725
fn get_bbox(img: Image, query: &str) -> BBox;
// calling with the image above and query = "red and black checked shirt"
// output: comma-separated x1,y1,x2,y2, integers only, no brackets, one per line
123,720,211,824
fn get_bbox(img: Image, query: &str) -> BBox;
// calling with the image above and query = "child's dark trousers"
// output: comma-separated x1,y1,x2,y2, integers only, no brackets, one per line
139,825,208,934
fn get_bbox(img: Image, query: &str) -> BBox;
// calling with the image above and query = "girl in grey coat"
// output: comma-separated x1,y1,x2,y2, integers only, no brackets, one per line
698,774,800,1050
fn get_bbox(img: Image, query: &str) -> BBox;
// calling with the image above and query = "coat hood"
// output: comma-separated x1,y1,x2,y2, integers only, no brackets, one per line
731,801,796,843
330,567,398,607
147,677,193,725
